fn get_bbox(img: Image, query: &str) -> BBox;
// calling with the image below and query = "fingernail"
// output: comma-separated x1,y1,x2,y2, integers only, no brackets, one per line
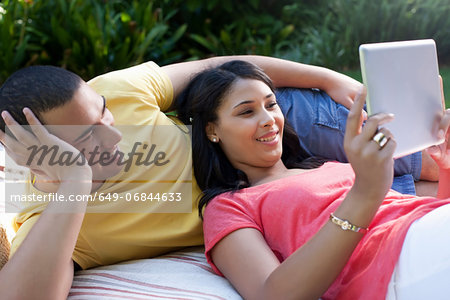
378,113,395,126
1,111,7,120
362,110,368,120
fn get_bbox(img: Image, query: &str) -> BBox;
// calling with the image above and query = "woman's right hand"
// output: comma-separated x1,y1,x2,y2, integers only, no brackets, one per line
0,108,92,182
343,88,397,201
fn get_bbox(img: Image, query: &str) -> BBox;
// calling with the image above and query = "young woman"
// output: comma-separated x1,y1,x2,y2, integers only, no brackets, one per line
175,60,450,300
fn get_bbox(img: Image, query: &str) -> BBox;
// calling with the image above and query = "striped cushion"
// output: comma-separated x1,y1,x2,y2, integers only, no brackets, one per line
70,247,242,300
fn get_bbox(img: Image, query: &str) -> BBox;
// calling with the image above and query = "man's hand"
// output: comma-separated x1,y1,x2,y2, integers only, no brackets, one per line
0,108,91,182
323,71,363,110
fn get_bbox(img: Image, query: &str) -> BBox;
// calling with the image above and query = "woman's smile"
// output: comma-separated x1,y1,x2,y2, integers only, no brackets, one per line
256,131,279,144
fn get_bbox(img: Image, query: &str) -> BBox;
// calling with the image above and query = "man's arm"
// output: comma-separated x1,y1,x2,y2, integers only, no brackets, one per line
0,109,92,299
162,55,362,109
0,197,88,299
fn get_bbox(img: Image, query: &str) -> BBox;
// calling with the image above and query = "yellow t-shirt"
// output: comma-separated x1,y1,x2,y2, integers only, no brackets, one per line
10,62,203,269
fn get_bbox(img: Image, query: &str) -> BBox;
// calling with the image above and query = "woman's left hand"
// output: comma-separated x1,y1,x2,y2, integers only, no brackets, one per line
426,108,450,170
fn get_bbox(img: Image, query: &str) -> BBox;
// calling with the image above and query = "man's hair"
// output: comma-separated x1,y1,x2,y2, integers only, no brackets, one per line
0,65,83,131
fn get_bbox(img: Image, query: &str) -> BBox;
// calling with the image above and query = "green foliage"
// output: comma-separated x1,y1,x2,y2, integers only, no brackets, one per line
188,15,294,58
0,1,30,82
0,0,186,81
299,0,450,69
160,0,295,59
2,0,450,83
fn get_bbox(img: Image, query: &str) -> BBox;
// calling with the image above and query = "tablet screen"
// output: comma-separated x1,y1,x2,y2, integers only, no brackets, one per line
359,39,444,158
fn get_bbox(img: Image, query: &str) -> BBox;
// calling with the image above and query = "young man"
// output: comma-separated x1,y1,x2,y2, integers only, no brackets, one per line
0,56,432,299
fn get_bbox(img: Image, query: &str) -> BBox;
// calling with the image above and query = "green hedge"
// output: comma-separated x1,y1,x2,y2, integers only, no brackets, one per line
1,0,450,83
0,0,190,82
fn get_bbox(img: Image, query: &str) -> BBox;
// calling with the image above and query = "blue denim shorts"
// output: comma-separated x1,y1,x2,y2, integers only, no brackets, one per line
276,88,421,195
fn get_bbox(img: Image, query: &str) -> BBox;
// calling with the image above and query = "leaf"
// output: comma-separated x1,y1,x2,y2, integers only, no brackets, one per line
190,33,218,53
220,30,232,49
120,12,131,23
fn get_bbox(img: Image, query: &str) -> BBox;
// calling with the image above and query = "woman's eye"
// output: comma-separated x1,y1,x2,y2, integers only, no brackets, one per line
239,110,253,115
267,102,278,109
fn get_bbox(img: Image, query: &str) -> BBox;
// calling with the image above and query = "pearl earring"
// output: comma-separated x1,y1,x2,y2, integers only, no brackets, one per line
212,137,218,143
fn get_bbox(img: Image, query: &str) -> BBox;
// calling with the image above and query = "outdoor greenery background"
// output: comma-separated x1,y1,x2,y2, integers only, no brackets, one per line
1,0,450,106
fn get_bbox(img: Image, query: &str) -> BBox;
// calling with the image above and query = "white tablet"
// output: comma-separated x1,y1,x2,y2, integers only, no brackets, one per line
359,39,444,158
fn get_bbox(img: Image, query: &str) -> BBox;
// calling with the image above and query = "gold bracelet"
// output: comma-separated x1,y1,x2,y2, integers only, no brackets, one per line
329,213,368,234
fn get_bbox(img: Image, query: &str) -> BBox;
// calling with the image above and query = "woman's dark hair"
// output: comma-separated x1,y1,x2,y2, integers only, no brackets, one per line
175,60,324,218
0,65,82,131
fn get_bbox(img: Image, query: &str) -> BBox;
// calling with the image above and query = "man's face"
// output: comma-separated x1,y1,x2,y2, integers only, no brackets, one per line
40,81,123,181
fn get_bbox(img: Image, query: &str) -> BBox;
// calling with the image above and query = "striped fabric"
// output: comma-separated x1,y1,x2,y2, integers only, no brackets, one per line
70,247,242,300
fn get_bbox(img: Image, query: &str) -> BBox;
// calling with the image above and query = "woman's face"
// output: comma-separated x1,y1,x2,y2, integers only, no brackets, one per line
208,78,284,170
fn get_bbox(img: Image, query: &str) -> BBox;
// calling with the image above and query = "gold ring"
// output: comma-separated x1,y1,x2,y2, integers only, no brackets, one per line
372,132,389,149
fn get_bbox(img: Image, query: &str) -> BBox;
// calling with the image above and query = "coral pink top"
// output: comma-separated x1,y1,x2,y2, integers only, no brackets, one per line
203,162,450,299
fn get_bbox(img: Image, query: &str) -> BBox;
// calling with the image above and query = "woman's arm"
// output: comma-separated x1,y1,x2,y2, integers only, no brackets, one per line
212,195,378,300
162,55,362,109
0,109,92,299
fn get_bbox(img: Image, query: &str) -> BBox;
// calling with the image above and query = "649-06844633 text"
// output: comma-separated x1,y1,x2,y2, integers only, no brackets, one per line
8,192,183,203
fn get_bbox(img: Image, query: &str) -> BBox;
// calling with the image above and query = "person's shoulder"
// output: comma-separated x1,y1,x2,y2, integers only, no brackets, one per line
88,62,162,85
205,191,245,212
88,61,174,111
